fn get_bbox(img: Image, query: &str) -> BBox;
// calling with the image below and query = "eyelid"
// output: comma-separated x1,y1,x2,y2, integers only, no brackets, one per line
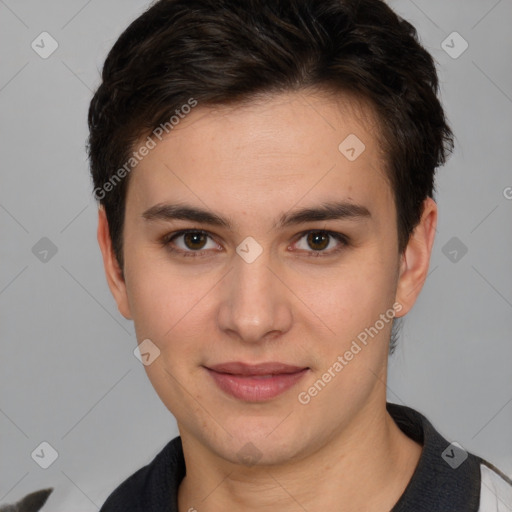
161,228,349,257
161,229,221,256
290,229,349,256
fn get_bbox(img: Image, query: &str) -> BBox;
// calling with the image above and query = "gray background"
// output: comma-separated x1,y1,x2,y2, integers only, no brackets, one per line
1,0,511,509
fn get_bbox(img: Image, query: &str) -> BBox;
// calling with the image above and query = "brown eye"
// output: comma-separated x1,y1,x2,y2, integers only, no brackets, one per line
294,230,349,256
162,229,219,257
307,232,330,251
183,232,208,250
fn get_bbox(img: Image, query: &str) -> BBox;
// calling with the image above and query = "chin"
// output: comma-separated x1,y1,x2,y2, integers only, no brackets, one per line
209,422,311,467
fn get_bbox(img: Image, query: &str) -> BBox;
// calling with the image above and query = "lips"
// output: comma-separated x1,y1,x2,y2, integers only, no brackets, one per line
204,361,309,402
206,361,307,376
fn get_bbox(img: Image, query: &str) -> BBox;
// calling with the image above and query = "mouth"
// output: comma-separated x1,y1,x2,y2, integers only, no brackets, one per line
204,362,310,402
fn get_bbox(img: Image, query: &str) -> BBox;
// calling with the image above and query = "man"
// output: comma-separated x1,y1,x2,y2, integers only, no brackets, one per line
88,0,512,510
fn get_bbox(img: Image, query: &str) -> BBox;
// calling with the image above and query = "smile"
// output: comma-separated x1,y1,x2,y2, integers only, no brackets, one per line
204,362,310,402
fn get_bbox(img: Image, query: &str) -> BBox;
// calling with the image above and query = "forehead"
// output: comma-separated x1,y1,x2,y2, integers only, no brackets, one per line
125,90,392,226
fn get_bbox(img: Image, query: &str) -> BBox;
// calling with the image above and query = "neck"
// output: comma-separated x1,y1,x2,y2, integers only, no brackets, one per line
177,395,422,512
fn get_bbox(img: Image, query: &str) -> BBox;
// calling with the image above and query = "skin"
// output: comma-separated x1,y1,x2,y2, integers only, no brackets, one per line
97,90,436,511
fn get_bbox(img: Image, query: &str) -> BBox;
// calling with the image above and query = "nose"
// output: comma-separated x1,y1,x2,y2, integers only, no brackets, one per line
217,248,293,344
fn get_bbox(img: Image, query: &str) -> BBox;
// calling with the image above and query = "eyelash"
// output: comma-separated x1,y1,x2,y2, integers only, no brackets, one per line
160,229,349,258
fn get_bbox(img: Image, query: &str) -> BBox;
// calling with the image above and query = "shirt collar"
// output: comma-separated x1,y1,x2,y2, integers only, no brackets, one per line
135,402,482,511
387,402,481,511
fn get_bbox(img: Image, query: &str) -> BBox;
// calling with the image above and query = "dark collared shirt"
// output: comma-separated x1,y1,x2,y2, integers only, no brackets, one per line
99,402,512,511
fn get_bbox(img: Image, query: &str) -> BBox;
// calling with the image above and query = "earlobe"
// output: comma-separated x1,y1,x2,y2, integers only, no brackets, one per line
96,206,133,320
394,197,437,317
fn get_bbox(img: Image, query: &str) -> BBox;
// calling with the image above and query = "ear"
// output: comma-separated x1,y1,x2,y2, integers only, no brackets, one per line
97,206,132,320
395,197,437,317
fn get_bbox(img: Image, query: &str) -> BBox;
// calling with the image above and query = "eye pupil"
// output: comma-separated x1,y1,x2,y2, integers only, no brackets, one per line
307,232,329,251
184,232,207,250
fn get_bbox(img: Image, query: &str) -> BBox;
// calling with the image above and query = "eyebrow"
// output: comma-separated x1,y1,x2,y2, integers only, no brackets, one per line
141,201,371,230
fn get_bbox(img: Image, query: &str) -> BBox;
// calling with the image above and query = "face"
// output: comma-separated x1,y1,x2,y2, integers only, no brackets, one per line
98,90,436,466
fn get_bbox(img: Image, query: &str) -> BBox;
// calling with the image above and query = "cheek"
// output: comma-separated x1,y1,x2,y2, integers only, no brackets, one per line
295,253,398,338
124,250,182,337
124,256,212,411
124,249,219,351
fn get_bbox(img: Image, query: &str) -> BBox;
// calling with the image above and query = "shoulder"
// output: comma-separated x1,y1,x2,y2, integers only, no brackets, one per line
387,402,511,512
99,436,184,512
477,460,512,512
